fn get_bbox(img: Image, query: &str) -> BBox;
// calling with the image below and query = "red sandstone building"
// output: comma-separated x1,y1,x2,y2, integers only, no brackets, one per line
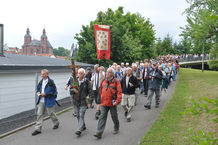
22,28,53,55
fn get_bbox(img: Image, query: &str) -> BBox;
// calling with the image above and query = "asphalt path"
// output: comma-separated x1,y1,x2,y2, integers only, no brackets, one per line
0,81,176,145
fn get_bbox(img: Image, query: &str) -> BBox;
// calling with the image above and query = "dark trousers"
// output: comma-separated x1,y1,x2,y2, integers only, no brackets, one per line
143,79,149,96
97,105,119,135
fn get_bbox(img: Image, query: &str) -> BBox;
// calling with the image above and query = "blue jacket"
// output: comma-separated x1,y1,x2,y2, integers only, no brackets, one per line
36,77,58,107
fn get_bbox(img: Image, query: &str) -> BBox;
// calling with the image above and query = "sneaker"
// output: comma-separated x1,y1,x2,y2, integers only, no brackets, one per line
144,105,151,109
53,123,59,129
75,131,81,136
113,130,119,134
32,130,41,136
94,133,102,139
124,111,128,117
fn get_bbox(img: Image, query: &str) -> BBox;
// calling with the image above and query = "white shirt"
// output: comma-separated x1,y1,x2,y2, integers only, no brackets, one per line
40,78,48,103
78,78,85,86
126,75,131,88
91,72,105,90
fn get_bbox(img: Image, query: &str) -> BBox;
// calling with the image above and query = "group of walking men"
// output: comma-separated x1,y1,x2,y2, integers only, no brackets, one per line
31,58,178,139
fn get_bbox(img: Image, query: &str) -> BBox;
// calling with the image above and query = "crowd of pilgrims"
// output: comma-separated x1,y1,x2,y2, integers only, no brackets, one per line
31,55,179,139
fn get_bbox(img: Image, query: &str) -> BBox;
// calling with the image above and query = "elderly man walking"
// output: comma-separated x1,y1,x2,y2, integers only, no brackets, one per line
144,61,163,109
90,64,105,120
93,67,122,139
121,67,138,122
32,69,59,136
72,68,94,136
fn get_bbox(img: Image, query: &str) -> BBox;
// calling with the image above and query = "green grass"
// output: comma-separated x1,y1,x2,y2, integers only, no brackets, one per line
140,68,218,145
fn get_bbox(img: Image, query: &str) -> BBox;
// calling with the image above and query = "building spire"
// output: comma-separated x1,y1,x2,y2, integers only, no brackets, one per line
41,28,47,39
25,28,31,38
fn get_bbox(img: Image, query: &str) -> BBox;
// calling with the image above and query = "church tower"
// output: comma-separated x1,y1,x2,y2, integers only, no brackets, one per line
40,28,48,53
23,28,31,53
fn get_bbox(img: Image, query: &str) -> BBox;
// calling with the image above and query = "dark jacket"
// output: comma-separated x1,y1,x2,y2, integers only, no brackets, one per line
121,75,138,95
148,68,163,89
36,77,58,107
142,68,150,80
132,69,141,88
72,78,93,107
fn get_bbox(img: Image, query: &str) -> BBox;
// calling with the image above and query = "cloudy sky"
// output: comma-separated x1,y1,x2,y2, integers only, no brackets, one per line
0,0,189,49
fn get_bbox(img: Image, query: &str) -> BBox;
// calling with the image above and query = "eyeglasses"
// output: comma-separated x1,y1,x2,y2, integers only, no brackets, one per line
107,71,112,74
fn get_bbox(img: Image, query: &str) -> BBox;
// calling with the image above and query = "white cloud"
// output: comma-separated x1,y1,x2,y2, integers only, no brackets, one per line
0,0,189,49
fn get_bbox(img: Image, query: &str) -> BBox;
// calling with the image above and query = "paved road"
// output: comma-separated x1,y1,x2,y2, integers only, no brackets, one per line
0,81,176,145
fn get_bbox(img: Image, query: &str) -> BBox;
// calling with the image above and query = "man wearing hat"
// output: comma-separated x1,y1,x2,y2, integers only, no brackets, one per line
144,61,163,109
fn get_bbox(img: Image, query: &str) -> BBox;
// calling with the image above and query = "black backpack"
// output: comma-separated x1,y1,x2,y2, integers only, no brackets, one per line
102,77,117,100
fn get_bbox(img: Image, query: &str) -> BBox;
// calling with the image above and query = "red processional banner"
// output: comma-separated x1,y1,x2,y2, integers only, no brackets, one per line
94,24,111,60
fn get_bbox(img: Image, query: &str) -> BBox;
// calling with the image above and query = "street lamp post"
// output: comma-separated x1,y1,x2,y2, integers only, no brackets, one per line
0,24,4,57
202,40,205,72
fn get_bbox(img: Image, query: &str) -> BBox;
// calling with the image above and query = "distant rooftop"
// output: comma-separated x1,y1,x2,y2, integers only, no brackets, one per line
0,53,93,71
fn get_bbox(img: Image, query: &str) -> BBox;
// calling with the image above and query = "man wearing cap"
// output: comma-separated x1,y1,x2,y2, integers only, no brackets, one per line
144,61,163,109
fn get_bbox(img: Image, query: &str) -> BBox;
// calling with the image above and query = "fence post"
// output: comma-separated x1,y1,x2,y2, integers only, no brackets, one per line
35,72,38,115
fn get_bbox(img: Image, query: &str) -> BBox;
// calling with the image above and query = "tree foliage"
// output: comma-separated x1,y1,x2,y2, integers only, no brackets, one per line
52,47,70,56
180,0,218,69
75,7,155,66
154,34,183,56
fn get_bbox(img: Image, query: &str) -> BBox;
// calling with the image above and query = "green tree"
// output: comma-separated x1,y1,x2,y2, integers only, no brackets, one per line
154,35,180,56
181,0,218,69
52,47,70,56
154,38,162,56
75,7,155,66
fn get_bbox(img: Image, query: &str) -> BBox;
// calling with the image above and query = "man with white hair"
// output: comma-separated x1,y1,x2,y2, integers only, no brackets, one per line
72,68,94,136
126,62,129,68
121,67,138,122
132,63,141,106
120,62,126,76
94,67,122,139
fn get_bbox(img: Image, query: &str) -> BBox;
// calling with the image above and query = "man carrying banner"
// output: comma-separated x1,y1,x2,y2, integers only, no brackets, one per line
72,68,94,136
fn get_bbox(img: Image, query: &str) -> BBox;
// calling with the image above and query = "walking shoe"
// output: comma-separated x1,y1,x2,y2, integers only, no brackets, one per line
75,131,81,136
124,111,128,117
32,130,41,136
155,104,159,108
53,123,59,129
94,133,102,139
81,127,86,131
113,130,119,134
72,112,77,117
144,105,151,109
127,118,131,122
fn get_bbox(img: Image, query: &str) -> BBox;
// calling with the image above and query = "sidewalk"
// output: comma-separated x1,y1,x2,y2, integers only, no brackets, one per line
0,81,177,145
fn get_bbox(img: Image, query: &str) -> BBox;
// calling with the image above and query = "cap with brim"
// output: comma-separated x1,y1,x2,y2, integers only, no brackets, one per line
152,61,158,66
